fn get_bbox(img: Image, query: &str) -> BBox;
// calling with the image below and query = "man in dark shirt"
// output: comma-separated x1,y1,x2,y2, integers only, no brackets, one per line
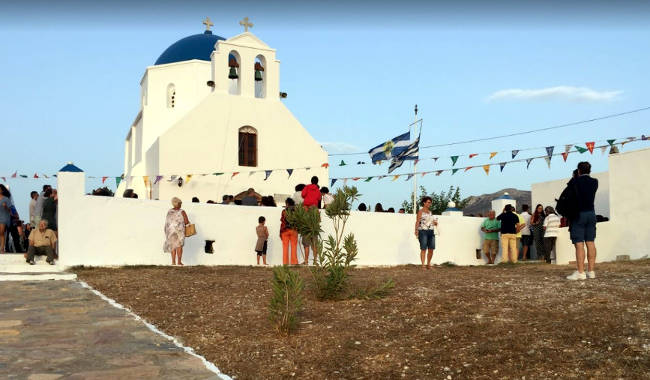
497,204,521,263
566,161,599,281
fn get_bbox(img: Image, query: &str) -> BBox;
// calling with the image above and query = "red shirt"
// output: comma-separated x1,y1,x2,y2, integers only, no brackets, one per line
301,184,321,207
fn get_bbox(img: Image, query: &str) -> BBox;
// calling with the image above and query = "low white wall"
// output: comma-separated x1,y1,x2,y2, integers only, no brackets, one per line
58,171,490,267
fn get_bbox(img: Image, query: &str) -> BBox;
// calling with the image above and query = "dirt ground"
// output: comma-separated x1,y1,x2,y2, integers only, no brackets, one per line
74,260,650,380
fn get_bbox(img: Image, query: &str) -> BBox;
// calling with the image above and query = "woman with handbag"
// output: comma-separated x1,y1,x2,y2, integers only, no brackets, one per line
164,197,190,265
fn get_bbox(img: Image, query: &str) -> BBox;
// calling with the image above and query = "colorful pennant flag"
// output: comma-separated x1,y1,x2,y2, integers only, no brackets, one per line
19,175,27,178
545,146,554,158
248,171,256,177
143,176,150,187
377,175,386,180
586,142,595,154
116,177,122,187
482,165,490,175
499,162,506,172
264,170,272,180
526,158,534,169
464,166,473,172
321,163,329,168
168,175,178,182
435,170,443,176
564,144,572,153
405,174,414,181
286,169,293,178
42,174,49,179
352,177,360,181
339,160,346,166
544,157,551,169
11,171,16,178
392,175,400,181
421,172,428,177
33,173,39,178
489,152,497,159
607,139,616,146
357,161,366,165
512,150,519,159
469,154,478,159
452,168,459,175
600,146,608,155
331,178,337,187
642,135,647,141
231,172,240,178
154,175,163,184
561,152,569,162
432,157,439,163
575,145,588,153
364,177,373,182
451,156,459,166
213,172,223,176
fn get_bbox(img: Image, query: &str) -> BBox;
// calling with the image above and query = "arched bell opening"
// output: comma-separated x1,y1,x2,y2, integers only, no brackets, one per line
254,55,266,99
228,50,241,95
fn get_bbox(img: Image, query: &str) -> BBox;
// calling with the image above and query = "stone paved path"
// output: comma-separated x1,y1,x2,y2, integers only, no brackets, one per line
0,281,223,379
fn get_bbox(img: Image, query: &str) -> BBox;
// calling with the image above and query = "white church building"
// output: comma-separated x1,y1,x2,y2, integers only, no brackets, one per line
118,19,328,202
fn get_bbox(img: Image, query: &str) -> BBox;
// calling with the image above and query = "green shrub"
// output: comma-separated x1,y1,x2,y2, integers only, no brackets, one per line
351,278,395,300
269,266,304,335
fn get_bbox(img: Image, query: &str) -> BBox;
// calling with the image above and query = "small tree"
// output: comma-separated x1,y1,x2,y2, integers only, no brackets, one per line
269,266,304,335
402,185,468,214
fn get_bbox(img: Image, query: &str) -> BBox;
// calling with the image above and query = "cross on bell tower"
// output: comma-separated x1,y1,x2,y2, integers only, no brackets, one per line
202,17,214,31
239,17,253,32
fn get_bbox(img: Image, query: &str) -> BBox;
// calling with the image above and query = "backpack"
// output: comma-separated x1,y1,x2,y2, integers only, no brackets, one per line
556,182,579,220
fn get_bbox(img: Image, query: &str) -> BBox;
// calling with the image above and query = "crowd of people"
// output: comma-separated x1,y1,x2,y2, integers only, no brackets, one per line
0,184,59,265
480,161,598,280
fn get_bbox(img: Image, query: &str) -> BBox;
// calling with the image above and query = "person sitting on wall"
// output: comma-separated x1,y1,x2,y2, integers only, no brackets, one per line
241,188,260,206
374,203,384,212
26,219,57,265
481,210,501,265
163,197,190,266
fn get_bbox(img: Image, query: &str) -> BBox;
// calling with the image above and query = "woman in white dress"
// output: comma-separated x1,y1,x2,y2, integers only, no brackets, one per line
164,197,190,265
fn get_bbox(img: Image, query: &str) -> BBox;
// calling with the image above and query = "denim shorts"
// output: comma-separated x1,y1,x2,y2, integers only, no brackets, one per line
418,229,435,250
570,210,597,244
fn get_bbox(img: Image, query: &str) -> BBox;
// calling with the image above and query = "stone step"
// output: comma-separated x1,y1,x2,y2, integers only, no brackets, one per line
0,263,67,273
0,273,77,281
0,254,54,265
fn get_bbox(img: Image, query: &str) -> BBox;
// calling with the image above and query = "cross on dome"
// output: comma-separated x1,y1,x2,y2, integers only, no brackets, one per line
239,17,253,32
203,17,214,31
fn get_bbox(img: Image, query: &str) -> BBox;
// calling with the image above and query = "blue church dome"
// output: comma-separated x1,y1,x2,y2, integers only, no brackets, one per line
154,31,225,65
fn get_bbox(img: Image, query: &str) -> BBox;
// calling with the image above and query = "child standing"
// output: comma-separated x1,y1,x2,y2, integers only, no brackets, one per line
255,216,269,265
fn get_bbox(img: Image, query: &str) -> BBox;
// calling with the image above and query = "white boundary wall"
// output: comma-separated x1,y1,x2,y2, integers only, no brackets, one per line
532,147,650,264
58,171,487,267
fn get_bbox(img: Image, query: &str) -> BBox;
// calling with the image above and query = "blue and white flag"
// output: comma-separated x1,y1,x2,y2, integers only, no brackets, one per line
368,131,411,164
388,136,420,173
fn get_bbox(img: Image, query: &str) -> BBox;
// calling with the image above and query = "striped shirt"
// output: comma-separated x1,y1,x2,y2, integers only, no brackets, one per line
543,214,561,237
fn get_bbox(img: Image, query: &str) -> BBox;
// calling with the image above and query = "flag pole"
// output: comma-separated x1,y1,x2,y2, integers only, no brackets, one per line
412,104,418,214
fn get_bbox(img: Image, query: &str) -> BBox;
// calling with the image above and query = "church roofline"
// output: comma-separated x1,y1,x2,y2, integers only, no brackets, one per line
219,32,276,52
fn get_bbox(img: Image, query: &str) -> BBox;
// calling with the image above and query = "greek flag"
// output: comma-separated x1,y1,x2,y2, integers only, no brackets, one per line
368,131,411,164
388,136,420,173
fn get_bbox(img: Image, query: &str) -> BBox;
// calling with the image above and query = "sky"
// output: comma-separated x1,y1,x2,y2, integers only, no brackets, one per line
1,0,650,217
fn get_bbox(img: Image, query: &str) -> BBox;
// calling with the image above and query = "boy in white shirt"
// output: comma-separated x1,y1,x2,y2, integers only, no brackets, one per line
542,206,561,263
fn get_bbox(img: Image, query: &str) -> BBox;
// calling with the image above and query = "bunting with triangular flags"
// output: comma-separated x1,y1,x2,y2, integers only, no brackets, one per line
607,139,616,146
19,175,27,178
168,175,178,182
451,156,459,166
364,177,373,182
561,152,569,162
339,160,346,166
11,171,16,178
101,176,108,184
469,153,478,159
545,146,554,158
512,150,519,159
642,135,648,141
42,174,49,179
321,163,329,168
143,176,150,187
452,168,459,175
405,174,414,181
564,144,572,153
154,175,163,185
489,152,497,159
499,162,506,172
482,165,490,175
392,175,400,181
464,166,473,172
286,169,293,178
264,170,272,180
231,172,240,178
575,145,588,153
544,157,551,169
421,172,428,177
185,175,192,183
356,161,366,165
330,178,337,187
116,177,122,187
526,158,534,169
432,157,439,163
33,173,39,178
586,142,595,154
352,177,360,181
600,146,608,155
213,172,224,176
435,170,443,176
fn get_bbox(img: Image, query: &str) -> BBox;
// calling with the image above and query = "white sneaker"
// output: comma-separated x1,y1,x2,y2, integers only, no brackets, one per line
566,271,587,281
586,271,596,279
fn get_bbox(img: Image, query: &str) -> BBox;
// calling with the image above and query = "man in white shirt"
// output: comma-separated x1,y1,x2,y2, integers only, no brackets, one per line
542,206,561,263
29,191,38,227
519,204,532,260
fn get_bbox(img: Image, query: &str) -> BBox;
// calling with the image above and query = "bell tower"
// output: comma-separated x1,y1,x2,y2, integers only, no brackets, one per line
209,18,280,100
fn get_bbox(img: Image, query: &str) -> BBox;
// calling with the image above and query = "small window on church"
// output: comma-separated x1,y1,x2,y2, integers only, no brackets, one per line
238,126,257,167
228,51,241,95
167,84,176,108
254,55,266,99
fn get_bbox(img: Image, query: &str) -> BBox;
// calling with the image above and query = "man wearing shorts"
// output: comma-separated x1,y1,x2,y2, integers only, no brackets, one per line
566,161,598,281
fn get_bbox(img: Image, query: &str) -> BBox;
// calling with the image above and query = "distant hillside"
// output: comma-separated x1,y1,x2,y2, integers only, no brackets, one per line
462,188,531,216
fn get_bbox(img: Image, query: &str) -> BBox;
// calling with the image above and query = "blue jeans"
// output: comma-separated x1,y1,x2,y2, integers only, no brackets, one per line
570,210,597,244
418,230,435,250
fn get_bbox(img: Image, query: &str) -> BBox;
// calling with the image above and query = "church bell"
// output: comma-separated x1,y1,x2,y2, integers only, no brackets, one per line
229,67,239,79
254,62,264,82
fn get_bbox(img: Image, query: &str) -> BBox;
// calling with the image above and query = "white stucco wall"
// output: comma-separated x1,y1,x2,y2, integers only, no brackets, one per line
531,171,609,217
59,171,491,267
